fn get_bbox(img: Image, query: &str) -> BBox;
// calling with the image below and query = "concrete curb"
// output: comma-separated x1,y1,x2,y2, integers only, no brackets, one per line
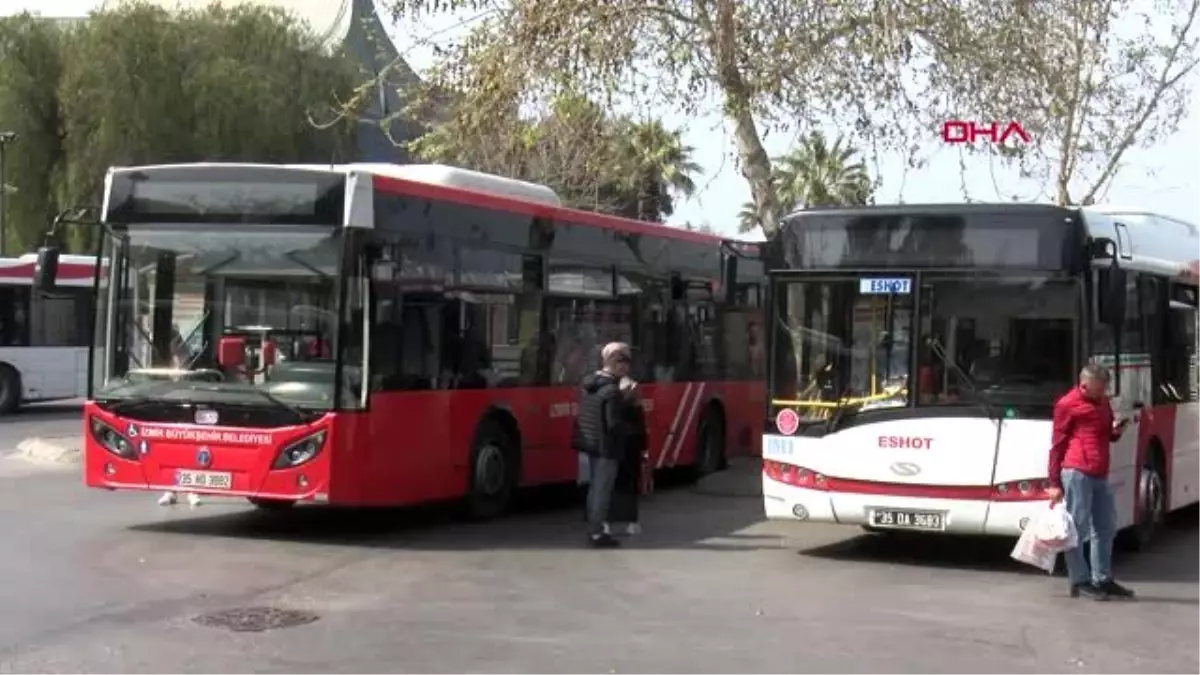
692,457,763,498
16,436,82,465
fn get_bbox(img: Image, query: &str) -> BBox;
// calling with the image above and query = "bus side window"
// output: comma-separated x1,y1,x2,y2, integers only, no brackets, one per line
1167,299,1198,403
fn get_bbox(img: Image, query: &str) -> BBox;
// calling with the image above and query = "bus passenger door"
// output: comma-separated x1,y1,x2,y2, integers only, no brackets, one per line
1103,272,1149,530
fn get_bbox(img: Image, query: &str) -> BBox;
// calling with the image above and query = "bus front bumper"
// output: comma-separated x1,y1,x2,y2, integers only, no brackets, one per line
763,480,1044,537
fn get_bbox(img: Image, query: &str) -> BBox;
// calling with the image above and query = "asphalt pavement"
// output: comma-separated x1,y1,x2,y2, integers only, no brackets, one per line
0,400,84,453
0,437,1193,674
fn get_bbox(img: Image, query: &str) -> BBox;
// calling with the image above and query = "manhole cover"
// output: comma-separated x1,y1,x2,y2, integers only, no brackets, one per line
193,606,319,632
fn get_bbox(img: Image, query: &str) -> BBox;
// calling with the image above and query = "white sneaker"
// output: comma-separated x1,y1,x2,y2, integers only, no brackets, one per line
625,523,641,536
186,493,203,508
158,491,178,506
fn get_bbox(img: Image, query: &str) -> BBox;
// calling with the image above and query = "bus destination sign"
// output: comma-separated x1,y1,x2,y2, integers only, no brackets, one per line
859,278,912,295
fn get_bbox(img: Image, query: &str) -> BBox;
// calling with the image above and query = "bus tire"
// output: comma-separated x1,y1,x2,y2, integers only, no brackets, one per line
1118,453,1166,552
465,419,516,520
248,498,295,510
691,407,726,478
0,365,20,415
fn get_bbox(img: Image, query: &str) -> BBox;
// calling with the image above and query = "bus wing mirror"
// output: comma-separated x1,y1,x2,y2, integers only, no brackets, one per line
1098,267,1127,326
33,246,60,294
218,336,246,368
1090,237,1118,260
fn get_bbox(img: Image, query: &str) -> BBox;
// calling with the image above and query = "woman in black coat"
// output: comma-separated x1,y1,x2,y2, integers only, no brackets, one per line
608,377,647,535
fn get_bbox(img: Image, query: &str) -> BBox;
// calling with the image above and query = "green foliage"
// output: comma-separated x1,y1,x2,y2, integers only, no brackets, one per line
0,3,359,253
0,15,66,254
407,87,700,221
737,131,874,234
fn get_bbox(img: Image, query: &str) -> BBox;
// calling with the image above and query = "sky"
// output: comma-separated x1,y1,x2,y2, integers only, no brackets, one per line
8,0,1200,238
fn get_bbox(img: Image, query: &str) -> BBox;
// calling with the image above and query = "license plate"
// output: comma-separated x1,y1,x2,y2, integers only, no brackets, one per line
870,509,945,531
175,470,233,490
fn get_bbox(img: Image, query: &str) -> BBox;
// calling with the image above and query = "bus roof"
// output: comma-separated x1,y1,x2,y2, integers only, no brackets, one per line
781,202,1072,219
105,162,729,247
777,202,1198,282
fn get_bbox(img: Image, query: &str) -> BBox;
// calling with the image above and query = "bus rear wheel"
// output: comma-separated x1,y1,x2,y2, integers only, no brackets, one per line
691,410,726,478
466,420,516,520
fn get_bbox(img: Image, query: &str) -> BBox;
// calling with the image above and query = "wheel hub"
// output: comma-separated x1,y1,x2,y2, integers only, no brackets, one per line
476,443,506,495
1143,469,1164,525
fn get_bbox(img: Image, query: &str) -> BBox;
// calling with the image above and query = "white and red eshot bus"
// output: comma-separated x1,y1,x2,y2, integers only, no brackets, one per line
0,253,96,413
760,204,1198,548
33,162,765,515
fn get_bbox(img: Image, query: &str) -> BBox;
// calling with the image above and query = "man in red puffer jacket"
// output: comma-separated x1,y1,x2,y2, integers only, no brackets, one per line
1046,364,1134,601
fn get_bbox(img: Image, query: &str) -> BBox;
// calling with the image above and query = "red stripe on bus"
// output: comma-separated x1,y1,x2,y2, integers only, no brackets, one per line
0,262,95,280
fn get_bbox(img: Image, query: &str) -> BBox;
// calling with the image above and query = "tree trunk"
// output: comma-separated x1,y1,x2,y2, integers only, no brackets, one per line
703,0,781,235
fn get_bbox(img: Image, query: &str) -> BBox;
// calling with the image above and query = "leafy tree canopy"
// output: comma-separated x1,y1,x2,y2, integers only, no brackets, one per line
913,0,1199,206
0,2,360,253
380,0,1198,234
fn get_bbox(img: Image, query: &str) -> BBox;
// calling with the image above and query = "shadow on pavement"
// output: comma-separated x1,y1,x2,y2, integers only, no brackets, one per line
126,471,780,552
797,504,1198,584
0,400,83,421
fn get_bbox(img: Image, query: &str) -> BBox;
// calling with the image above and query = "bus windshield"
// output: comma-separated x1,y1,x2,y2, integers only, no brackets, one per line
917,275,1078,407
771,277,914,421
770,274,1080,420
92,224,361,414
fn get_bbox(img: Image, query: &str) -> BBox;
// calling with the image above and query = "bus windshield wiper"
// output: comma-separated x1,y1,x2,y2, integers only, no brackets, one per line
925,336,1000,423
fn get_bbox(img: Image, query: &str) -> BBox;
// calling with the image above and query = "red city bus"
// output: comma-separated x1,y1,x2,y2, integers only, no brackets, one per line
35,162,765,516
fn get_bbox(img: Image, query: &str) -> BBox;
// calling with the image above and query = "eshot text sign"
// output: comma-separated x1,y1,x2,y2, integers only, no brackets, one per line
859,278,912,295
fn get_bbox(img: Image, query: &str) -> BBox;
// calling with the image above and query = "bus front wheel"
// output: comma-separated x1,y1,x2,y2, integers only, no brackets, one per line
248,498,296,510
0,365,20,415
1118,459,1166,552
466,420,516,520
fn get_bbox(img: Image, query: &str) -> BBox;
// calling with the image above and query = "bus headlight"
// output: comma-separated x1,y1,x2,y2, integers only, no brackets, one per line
273,430,326,469
89,416,136,460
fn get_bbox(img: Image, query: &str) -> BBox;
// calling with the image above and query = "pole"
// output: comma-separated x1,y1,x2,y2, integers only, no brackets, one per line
0,138,6,256
0,131,15,257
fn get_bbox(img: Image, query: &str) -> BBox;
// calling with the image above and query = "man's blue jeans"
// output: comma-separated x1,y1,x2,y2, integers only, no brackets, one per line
1061,468,1117,586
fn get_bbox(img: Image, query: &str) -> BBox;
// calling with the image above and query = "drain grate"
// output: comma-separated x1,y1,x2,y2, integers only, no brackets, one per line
193,606,319,632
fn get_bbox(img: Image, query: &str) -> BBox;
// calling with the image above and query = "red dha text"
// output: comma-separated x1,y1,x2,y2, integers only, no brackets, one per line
941,121,1031,145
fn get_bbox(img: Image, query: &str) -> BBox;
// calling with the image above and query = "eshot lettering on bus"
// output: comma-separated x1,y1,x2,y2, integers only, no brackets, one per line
878,435,934,450
859,278,912,295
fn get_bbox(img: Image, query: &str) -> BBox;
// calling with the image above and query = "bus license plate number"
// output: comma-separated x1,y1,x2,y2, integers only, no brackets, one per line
175,470,232,490
870,509,944,531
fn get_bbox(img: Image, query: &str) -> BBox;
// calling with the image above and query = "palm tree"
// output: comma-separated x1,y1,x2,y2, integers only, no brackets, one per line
736,131,873,234
614,119,702,222
737,200,760,234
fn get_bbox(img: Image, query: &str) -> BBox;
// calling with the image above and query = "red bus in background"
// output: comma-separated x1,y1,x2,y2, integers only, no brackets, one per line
37,162,765,516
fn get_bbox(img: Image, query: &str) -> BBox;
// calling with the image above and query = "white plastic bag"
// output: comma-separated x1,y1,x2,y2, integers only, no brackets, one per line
1010,503,1078,573
1034,502,1079,550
